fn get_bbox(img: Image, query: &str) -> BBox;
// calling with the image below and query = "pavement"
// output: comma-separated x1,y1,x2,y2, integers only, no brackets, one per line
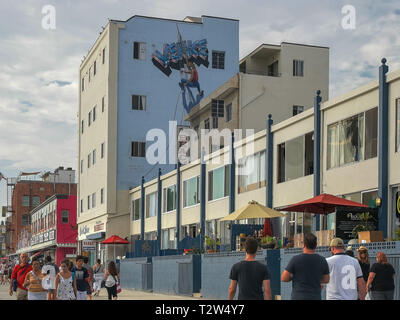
0,282,201,300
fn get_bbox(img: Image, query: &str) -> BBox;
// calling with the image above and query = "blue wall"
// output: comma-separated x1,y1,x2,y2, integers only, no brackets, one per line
116,16,239,189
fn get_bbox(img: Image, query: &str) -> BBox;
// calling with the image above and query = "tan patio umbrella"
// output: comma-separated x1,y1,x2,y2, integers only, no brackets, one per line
220,200,285,221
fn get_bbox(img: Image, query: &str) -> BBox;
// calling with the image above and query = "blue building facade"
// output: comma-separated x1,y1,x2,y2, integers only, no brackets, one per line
115,16,239,190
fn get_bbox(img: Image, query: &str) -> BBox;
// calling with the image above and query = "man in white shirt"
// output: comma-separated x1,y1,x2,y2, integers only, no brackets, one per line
325,238,366,300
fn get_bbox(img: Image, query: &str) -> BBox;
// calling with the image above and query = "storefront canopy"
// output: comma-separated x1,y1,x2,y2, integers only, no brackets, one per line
282,193,368,215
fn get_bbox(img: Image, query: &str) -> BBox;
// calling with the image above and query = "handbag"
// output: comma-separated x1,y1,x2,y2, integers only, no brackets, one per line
113,275,121,293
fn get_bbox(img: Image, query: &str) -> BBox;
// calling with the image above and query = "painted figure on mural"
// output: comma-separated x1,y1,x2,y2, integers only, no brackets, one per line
151,27,209,114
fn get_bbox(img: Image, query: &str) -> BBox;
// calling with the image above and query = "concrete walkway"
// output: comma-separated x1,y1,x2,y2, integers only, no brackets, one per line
0,283,201,300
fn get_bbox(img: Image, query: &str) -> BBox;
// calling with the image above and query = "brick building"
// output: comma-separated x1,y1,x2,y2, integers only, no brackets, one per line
7,167,77,255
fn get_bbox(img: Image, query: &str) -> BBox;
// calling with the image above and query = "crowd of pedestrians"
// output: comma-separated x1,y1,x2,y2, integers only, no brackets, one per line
229,235,396,300
7,253,120,301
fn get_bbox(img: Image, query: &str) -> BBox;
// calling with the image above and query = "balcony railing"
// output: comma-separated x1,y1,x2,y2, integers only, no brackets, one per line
241,69,281,77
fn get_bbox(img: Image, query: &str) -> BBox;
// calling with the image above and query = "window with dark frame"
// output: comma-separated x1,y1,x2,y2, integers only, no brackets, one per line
61,210,69,224
212,51,225,69
81,78,84,92
293,60,304,77
93,105,97,122
93,61,96,76
132,95,146,110
88,111,92,126
131,141,146,157
101,142,105,158
102,96,105,112
211,99,224,118
101,188,104,204
226,103,232,122
81,120,84,134
212,117,218,129
102,47,106,64
293,105,304,116
133,42,146,60
204,118,210,130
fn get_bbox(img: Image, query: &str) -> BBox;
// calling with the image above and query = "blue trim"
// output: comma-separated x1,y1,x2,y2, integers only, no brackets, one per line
176,162,181,242
86,232,105,240
200,150,206,250
266,114,273,208
141,176,145,240
378,58,389,238
229,132,235,213
314,90,322,231
157,168,162,247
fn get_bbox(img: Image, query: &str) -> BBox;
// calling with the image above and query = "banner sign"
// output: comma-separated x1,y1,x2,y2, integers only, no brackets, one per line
335,206,378,240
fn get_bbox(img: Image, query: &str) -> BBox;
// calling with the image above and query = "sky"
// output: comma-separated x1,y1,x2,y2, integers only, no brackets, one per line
0,0,400,209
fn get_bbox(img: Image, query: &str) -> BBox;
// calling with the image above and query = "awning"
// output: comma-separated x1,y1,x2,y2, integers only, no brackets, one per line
86,232,106,240
31,251,43,259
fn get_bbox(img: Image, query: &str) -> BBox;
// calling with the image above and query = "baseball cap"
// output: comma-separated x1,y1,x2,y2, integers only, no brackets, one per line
345,245,353,251
330,238,345,248
357,246,368,252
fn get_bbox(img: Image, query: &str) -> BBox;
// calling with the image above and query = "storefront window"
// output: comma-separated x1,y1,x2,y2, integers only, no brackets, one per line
362,190,378,207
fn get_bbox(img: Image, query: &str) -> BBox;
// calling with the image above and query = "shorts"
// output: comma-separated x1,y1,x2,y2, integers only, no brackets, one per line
76,290,87,300
47,289,55,293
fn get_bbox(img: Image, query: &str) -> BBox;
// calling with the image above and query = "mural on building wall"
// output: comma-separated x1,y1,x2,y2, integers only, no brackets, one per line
152,26,208,114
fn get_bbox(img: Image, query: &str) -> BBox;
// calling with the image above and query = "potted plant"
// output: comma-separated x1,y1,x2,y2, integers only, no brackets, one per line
351,212,383,243
260,235,275,249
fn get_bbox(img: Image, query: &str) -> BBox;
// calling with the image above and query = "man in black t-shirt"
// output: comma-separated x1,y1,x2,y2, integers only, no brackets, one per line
281,233,330,300
228,237,271,300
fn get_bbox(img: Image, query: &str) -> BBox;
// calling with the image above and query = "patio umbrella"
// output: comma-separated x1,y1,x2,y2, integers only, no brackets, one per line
100,235,130,261
281,193,368,215
220,200,285,221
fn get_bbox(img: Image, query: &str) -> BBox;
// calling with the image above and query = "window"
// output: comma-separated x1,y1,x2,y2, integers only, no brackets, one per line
101,143,105,159
131,141,146,157
204,118,210,130
102,96,105,113
93,105,97,122
32,196,40,208
22,196,30,207
61,210,69,224
102,47,106,64
327,107,378,169
80,160,83,174
88,153,91,168
183,176,200,207
88,111,92,126
161,227,176,249
22,214,30,226
212,117,218,129
94,61,97,76
81,78,85,92
89,67,91,82
92,193,96,208
293,105,304,116
132,95,146,111
163,185,176,213
81,120,84,134
238,150,266,193
211,99,224,118
145,192,157,218
208,166,229,201
397,98,400,152
293,60,304,76
87,195,90,210
226,103,232,122
277,133,314,183
80,199,83,213
212,51,225,69
133,42,146,60
132,199,140,221
92,149,96,165
101,188,104,204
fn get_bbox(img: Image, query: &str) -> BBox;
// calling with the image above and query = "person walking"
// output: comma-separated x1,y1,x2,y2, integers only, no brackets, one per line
9,253,32,300
83,256,93,300
0,261,5,285
3,263,9,285
72,255,93,300
281,233,330,300
55,260,77,300
104,261,120,300
228,237,271,300
357,246,370,283
366,252,396,300
92,259,104,296
345,246,355,257
325,238,366,300
41,255,59,300
23,258,47,300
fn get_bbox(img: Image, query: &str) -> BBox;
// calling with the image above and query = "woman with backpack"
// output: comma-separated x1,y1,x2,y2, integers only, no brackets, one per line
92,259,104,296
104,261,120,300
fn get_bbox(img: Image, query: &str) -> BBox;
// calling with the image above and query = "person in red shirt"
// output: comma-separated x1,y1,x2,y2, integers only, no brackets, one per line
9,253,32,300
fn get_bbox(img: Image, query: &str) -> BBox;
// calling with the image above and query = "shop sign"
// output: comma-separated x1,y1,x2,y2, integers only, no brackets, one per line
44,232,49,242
39,234,44,243
79,225,90,236
335,207,379,240
49,230,55,241
82,240,96,251
94,222,104,232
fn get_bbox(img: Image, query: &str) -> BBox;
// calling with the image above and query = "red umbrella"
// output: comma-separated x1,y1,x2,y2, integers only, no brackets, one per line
100,235,129,261
282,193,368,215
